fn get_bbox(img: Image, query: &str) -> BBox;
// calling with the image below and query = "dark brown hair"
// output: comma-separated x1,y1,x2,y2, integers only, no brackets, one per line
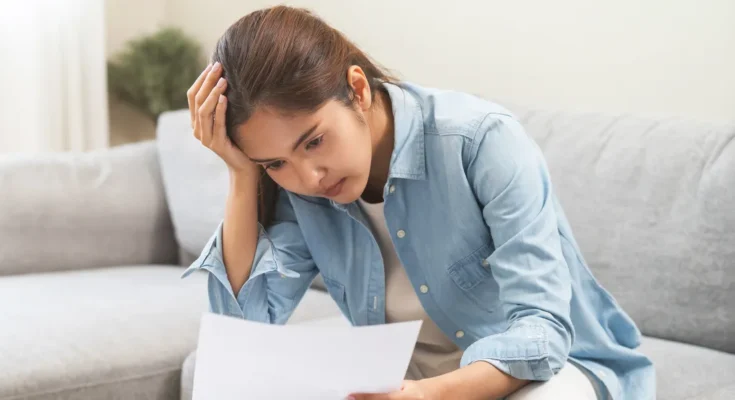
211,6,394,227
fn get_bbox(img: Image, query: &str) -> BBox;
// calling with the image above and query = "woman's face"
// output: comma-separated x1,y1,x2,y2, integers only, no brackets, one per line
235,100,373,204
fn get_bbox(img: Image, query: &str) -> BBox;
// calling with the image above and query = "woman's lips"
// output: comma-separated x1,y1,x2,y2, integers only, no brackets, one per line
322,178,346,197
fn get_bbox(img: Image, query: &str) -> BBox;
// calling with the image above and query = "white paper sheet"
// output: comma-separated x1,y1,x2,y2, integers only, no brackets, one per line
192,313,422,400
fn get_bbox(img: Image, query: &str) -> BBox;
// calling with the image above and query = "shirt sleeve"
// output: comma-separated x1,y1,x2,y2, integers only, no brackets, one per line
181,189,318,325
460,113,575,381
478,359,512,375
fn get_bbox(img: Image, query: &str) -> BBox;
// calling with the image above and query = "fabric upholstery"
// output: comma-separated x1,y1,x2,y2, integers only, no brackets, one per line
0,141,179,276
0,266,208,400
512,108,735,353
639,337,735,400
691,385,735,400
156,110,230,258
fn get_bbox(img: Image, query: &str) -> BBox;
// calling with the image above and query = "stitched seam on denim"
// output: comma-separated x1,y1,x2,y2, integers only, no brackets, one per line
446,243,493,291
466,112,517,168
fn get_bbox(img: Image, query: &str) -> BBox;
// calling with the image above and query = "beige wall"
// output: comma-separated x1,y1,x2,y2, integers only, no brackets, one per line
106,0,167,57
106,0,734,145
106,0,167,145
167,0,735,123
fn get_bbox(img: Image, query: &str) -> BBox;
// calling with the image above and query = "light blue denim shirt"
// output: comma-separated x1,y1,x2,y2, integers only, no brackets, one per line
183,82,655,399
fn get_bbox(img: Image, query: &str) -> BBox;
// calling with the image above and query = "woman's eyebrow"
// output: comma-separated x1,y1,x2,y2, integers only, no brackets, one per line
247,122,320,163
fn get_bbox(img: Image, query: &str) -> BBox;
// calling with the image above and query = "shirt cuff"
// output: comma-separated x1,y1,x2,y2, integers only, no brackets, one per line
476,359,512,375
181,221,300,320
182,221,299,283
460,323,562,381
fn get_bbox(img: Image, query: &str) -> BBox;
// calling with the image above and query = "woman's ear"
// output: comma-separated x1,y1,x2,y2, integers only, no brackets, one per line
347,65,372,111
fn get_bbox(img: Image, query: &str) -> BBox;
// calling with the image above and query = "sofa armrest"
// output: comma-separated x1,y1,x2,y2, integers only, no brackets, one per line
0,141,179,276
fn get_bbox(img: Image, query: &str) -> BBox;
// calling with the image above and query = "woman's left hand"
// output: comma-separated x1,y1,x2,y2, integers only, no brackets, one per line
348,379,442,400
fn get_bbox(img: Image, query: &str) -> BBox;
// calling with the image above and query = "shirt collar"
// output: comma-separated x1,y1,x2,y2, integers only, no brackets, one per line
383,82,426,181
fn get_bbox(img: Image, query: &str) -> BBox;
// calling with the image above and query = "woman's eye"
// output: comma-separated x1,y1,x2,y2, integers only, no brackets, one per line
265,160,285,170
305,136,323,150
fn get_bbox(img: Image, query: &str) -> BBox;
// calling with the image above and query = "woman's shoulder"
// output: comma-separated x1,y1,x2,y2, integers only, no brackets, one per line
397,81,519,140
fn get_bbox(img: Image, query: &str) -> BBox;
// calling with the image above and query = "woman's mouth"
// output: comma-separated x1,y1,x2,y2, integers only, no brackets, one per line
321,178,346,198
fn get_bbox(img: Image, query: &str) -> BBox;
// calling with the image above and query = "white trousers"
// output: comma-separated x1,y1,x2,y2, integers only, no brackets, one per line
506,362,604,400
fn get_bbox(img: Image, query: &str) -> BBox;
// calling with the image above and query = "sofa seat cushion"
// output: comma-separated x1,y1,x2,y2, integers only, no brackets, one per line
0,266,208,400
639,336,735,400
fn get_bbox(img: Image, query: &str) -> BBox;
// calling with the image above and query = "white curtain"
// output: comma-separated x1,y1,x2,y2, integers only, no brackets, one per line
0,0,108,154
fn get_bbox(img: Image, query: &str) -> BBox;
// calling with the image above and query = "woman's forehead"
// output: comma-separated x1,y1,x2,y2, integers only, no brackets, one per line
235,102,340,157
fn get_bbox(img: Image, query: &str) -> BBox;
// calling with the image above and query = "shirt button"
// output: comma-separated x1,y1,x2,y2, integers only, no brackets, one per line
396,229,406,238
455,330,465,338
389,185,396,193
481,259,489,267
419,285,429,294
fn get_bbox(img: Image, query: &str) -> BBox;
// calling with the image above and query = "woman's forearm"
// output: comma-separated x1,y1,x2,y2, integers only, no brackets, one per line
221,168,260,296
430,361,529,399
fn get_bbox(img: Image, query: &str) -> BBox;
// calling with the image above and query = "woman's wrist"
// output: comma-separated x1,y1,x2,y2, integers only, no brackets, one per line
228,165,260,191
423,375,453,400
425,373,458,400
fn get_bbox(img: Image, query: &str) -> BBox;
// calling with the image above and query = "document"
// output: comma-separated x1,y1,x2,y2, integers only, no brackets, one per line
192,313,422,399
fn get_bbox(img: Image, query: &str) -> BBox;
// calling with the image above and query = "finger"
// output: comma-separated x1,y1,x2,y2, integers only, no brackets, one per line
349,392,404,400
187,63,212,125
212,94,228,146
197,78,228,146
349,394,383,400
194,61,223,111
199,78,228,146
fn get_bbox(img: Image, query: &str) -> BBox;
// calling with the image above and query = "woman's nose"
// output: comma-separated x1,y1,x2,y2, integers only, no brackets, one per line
295,161,325,192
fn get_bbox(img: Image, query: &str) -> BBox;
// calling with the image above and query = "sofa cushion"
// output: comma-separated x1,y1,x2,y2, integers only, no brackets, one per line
639,337,735,400
514,108,735,353
0,141,179,276
156,110,230,259
0,266,208,400
691,385,735,400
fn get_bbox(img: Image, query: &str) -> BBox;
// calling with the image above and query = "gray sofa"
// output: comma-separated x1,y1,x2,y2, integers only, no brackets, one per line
1,105,732,400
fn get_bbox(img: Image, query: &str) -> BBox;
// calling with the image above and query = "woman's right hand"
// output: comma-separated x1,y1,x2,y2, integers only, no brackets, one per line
187,62,257,175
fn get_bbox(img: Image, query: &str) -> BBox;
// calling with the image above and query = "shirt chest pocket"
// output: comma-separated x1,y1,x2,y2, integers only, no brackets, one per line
446,243,500,313
321,276,352,323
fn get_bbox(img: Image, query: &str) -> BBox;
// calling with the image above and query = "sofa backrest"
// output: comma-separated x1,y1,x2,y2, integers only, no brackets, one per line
514,107,735,353
156,110,230,264
0,141,179,276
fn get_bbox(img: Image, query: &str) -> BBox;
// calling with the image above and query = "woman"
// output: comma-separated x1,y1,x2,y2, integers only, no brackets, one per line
183,6,654,399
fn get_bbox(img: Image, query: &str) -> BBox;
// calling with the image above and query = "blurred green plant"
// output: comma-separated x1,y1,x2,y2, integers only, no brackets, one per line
107,27,205,121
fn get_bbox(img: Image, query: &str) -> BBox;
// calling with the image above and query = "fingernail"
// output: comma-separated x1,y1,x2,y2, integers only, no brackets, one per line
217,78,226,88
219,95,225,103
206,62,212,70
212,62,221,71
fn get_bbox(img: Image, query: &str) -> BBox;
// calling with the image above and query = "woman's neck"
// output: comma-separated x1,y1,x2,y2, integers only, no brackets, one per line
364,89,394,202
